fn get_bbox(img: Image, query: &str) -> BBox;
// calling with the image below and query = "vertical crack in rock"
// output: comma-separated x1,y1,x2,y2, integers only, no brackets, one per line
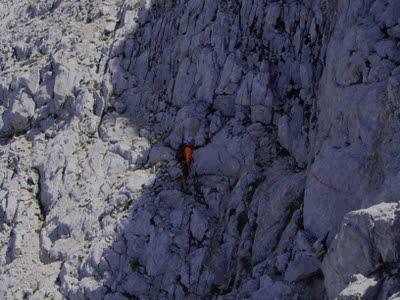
32,167,46,225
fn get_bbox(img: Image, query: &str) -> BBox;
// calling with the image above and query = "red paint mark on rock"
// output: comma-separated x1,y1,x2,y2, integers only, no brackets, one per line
311,173,345,193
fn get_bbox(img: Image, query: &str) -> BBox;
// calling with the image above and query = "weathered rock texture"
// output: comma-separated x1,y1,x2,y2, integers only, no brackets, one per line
0,0,399,299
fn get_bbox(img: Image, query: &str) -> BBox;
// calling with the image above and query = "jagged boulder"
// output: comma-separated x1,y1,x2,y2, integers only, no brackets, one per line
9,92,35,133
337,274,380,300
52,59,81,112
323,202,400,299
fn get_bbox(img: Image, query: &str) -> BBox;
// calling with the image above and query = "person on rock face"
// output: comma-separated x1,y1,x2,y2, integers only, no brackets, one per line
177,136,195,192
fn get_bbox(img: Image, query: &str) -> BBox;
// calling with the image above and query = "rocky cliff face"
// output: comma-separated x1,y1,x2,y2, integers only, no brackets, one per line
0,0,399,299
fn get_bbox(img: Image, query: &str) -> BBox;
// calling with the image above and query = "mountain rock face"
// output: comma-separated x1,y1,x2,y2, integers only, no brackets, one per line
0,0,399,299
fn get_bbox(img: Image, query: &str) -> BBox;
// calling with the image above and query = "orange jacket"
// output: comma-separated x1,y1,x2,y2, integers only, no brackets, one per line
183,145,193,166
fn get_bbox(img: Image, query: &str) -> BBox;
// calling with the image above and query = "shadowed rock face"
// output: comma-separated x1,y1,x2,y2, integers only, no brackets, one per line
0,0,399,299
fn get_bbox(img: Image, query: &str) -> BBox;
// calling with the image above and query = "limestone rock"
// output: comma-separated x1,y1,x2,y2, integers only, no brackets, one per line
0,0,399,299
284,252,321,282
323,202,400,299
337,274,380,300
9,92,35,133
252,171,306,263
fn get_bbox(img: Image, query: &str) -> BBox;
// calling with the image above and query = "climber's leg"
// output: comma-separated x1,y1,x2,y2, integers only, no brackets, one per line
181,162,188,186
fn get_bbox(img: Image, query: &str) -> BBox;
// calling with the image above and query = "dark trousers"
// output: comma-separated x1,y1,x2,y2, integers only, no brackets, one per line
182,162,189,179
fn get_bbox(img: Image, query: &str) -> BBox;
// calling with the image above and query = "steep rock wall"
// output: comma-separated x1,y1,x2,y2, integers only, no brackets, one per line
0,0,399,299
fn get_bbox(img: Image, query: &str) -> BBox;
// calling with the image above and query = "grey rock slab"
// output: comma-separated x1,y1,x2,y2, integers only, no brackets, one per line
216,53,242,95
190,208,208,241
322,202,400,299
303,143,370,241
148,146,175,165
9,92,35,133
284,252,321,282
194,126,255,178
214,96,236,117
252,171,306,263
52,60,81,110
389,293,400,300
173,58,196,107
337,274,380,300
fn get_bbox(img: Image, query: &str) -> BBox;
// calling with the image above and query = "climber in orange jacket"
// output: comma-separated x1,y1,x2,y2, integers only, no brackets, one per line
177,137,195,189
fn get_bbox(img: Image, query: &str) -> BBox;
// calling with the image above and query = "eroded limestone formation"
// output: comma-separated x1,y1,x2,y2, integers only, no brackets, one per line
0,0,399,299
